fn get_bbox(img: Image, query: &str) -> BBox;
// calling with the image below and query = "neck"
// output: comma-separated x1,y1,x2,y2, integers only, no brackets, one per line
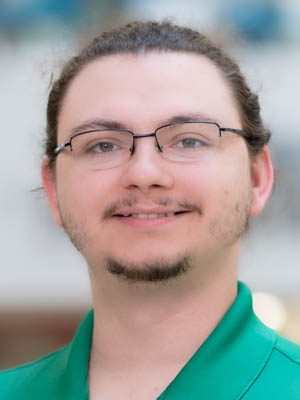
88,251,239,369
88,251,239,399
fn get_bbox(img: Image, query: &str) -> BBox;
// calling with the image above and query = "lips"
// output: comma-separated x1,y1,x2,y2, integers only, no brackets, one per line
114,211,188,219
110,209,192,228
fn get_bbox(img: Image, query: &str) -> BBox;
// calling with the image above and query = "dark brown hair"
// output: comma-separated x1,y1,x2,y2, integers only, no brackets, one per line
45,20,270,168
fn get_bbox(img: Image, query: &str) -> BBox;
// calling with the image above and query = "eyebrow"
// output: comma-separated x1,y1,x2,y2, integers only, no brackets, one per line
70,118,129,137
67,112,222,139
161,112,221,126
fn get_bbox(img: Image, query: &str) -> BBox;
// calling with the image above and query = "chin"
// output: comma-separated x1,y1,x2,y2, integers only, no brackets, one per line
103,254,192,283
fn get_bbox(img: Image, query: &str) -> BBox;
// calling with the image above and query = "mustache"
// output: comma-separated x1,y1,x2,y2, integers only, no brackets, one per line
103,197,202,220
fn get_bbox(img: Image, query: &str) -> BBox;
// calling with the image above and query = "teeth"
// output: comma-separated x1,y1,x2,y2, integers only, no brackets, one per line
130,213,175,219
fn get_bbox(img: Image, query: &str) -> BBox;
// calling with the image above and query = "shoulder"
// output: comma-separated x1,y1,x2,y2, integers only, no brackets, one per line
267,333,300,380
246,333,300,399
0,309,93,400
273,334,300,364
0,344,70,400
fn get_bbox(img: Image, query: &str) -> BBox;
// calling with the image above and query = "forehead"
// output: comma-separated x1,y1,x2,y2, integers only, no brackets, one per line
58,52,241,138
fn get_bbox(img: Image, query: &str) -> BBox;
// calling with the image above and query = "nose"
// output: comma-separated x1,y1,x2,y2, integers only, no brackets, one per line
120,136,174,194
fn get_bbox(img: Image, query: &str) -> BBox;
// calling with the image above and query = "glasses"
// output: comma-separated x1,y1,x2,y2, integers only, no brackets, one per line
54,121,249,170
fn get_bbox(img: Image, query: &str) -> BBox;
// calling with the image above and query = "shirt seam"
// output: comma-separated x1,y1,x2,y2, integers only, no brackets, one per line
273,347,300,365
0,345,69,375
236,331,277,399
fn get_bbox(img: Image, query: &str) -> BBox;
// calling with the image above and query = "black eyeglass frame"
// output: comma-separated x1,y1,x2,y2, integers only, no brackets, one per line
54,121,249,156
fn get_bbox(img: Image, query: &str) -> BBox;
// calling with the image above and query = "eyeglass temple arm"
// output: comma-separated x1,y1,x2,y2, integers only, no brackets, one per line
54,142,71,155
220,128,249,138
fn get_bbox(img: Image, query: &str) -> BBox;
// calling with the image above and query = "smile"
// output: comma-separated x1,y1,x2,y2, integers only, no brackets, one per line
115,211,187,219
112,211,190,228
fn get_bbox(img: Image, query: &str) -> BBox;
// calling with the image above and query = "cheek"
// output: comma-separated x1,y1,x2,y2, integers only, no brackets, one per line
176,152,251,207
55,163,117,220
218,156,252,209
173,160,226,200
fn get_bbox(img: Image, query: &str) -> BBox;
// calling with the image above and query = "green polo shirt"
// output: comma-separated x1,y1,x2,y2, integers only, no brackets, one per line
1,281,300,399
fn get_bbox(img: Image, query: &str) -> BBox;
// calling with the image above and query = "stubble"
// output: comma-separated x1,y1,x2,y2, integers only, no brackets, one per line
59,187,251,284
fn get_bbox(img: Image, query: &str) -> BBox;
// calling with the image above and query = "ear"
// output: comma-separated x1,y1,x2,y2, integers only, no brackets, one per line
41,159,63,227
250,146,274,216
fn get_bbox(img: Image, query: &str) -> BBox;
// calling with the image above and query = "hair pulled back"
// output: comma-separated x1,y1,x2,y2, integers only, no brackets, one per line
46,20,270,168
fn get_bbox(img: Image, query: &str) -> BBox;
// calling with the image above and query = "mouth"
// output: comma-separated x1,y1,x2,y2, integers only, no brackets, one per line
113,211,188,219
111,210,191,228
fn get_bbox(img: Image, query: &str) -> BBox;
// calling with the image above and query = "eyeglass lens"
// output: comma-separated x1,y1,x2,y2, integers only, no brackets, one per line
69,122,221,170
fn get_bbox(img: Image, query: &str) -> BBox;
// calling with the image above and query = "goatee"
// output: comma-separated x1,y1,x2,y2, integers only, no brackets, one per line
105,256,192,283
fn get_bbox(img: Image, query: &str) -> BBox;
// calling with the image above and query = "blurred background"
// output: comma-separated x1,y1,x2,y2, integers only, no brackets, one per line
0,0,299,370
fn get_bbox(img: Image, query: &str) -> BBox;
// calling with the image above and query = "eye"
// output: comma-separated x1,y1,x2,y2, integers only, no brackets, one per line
95,142,116,152
88,141,121,153
175,137,205,148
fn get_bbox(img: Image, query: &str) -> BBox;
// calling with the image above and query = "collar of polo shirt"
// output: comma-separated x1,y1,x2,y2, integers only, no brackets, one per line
1,282,280,399
64,281,276,399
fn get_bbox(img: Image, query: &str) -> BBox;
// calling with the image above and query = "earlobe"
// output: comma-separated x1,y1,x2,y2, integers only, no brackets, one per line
250,146,274,216
41,159,63,227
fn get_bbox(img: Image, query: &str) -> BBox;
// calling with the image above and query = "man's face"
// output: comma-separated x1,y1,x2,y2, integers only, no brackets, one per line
44,52,262,281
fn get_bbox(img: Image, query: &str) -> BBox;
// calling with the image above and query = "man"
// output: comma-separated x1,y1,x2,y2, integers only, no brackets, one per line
1,20,299,400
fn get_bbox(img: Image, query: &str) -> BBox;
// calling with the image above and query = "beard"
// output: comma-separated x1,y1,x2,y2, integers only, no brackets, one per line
104,255,192,283
59,190,251,284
